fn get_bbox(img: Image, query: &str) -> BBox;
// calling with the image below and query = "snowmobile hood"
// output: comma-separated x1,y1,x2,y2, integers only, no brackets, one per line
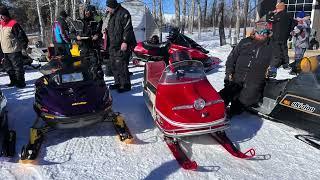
35,77,109,117
156,79,225,125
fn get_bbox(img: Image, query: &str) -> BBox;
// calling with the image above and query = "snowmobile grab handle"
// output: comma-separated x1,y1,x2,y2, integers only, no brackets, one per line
244,148,256,158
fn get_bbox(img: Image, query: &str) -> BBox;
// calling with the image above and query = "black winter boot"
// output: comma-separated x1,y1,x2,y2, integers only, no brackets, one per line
117,84,131,93
6,74,17,87
15,73,26,89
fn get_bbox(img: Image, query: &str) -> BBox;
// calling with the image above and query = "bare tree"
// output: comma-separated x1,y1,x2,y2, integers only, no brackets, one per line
197,0,201,39
243,0,249,38
55,0,60,19
159,0,163,42
229,0,236,38
212,0,217,36
203,0,207,26
48,0,54,24
218,0,226,46
71,0,77,20
64,0,69,13
175,0,180,29
36,0,44,43
181,0,186,34
190,0,195,33
235,0,240,39
152,0,156,18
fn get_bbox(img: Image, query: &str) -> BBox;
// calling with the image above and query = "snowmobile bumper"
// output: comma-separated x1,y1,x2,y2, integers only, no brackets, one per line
155,111,230,138
39,110,108,129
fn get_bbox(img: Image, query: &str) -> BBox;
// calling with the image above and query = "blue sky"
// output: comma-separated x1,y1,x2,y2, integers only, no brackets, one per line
95,0,221,14
95,0,250,14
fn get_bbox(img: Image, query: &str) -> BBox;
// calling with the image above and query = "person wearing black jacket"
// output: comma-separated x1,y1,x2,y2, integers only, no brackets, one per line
268,2,292,68
75,5,102,55
0,5,29,88
106,0,137,93
219,25,273,118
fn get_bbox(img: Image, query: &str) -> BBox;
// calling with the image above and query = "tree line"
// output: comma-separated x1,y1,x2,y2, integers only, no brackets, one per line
0,0,260,46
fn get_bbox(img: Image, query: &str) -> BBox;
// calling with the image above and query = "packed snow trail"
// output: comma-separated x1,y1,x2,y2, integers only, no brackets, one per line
0,34,319,180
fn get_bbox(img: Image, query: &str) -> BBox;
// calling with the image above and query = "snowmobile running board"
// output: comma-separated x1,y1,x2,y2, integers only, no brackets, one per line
19,112,133,164
164,131,256,170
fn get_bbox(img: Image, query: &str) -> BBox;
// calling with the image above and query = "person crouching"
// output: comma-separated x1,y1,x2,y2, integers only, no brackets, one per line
219,23,273,118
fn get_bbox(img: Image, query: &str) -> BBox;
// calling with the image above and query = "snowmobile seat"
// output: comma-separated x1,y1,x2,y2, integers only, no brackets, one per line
146,61,166,93
142,41,169,52
263,79,289,100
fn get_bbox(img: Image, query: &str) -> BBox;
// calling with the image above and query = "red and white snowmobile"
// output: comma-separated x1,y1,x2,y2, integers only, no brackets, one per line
133,28,221,72
143,51,256,170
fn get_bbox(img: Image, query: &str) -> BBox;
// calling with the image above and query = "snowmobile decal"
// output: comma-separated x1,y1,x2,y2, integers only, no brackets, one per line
279,94,320,117
71,102,87,106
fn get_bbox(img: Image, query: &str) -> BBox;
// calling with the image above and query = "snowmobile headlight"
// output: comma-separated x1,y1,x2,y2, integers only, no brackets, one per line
194,98,205,110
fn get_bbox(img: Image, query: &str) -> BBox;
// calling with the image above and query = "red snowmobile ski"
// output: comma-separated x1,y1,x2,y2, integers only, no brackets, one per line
143,51,256,170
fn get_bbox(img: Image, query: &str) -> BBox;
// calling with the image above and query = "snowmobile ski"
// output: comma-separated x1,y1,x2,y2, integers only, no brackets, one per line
19,128,45,164
0,130,16,157
211,131,256,159
112,114,134,144
295,135,320,150
164,136,198,170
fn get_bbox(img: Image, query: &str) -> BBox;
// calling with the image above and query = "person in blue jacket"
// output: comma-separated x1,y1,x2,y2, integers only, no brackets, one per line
52,10,71,56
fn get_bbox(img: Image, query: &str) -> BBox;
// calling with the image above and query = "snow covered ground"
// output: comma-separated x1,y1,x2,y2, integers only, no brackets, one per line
0,33,319,180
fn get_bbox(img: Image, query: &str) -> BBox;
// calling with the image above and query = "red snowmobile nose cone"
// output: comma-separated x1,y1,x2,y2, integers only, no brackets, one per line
194,98,205,110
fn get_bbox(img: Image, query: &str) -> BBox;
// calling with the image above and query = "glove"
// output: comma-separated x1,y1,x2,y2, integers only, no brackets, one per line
224,74,233,85
266,66,277,78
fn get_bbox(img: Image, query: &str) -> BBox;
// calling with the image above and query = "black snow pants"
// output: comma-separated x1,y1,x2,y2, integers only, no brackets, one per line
110,50,131,87
219,81,245,117
3,52,25,84
270,41,289,68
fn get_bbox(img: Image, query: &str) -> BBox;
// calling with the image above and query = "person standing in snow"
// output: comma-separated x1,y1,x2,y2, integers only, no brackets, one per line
219,23,273,118
52,10,72,56
75,5,102,56
0,5,29,88
105,0,137,93
268,2,292,69
289,26,309,74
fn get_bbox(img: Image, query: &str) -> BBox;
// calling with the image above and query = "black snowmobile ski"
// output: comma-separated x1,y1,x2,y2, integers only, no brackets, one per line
211,131,256,159
1,130,16,157
295,135,320,150
20,127,47,164
164,136,198,170
112,113,134,144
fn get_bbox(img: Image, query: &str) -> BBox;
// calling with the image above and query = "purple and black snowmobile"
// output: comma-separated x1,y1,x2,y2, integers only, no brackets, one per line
20,55,133,164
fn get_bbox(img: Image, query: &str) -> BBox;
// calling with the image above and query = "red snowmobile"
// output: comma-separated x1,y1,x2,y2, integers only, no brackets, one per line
143,51,256,170
133,28,221,72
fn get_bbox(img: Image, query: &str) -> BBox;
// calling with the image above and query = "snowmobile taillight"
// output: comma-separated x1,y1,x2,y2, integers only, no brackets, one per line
194,99,205,110
41,107,49,113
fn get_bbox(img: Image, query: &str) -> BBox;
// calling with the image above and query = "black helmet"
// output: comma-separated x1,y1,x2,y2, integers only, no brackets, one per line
84,5,96,13
167,27,180,41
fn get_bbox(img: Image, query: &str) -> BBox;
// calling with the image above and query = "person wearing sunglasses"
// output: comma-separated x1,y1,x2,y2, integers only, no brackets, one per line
219,22,273,118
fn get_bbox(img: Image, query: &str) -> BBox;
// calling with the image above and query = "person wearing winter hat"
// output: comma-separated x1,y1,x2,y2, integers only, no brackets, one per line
219,21,273,118
268,2,292,70
105,0,137,93
52,10,72,56
0,5,29,88
75,4,102,55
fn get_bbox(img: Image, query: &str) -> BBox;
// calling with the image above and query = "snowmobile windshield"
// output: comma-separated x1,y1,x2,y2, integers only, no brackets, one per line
39,57,88,75
172,34,209,54
159,60,206,84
